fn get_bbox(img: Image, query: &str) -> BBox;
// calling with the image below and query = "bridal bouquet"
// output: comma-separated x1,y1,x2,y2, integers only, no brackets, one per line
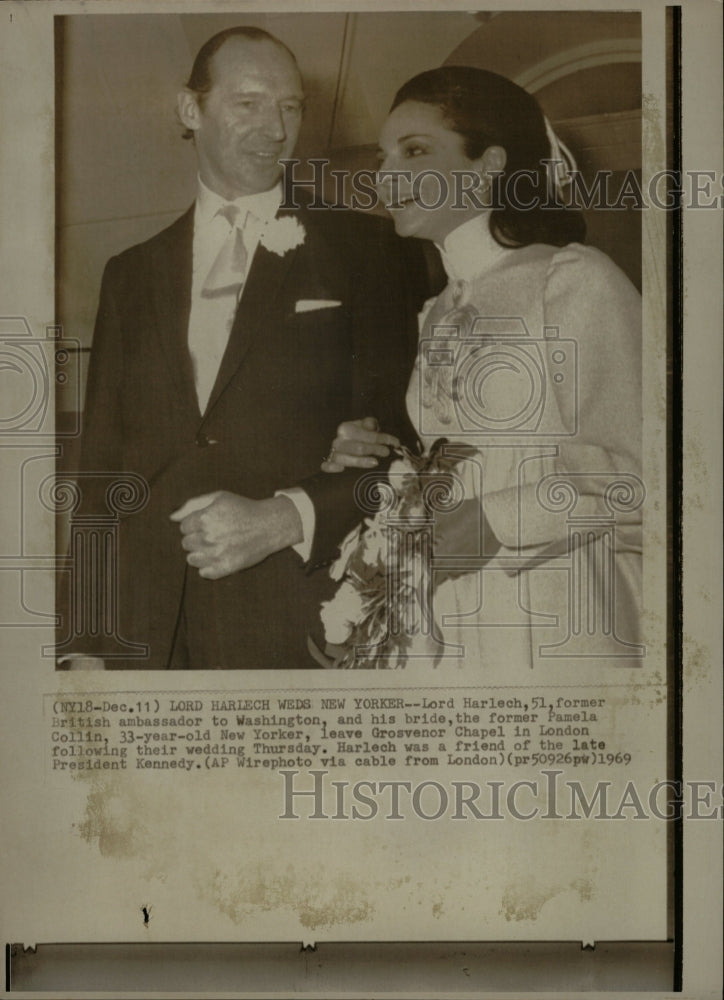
319,439,475,669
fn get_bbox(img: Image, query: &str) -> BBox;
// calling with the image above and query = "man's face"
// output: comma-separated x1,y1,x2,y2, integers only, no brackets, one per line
180,37,304,199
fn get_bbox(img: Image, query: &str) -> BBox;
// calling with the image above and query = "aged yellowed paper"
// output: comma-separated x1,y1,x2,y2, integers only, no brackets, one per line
0,1,720,995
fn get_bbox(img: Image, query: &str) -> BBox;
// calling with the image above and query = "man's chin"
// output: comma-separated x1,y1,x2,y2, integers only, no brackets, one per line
232,163,284,197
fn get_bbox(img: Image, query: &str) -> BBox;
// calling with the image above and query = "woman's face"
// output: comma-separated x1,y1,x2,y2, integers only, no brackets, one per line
376,100,485,244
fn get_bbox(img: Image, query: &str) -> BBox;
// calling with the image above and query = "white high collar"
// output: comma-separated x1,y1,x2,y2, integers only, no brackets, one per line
437,214,509,284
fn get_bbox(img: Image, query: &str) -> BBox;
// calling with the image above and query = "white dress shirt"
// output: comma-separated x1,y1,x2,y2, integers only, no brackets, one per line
189,178,282,411
190,177,313,561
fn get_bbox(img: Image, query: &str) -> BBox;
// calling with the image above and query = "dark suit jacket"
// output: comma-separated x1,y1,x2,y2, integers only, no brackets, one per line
67,200,431,668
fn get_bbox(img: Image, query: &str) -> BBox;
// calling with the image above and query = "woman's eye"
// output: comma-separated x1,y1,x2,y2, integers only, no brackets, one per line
404,144,427,158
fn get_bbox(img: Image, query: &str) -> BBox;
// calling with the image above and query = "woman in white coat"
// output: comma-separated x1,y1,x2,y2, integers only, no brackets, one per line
322,66,643,672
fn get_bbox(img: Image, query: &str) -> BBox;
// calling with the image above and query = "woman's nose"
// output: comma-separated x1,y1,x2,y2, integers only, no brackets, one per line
376,162,409,204
376,151,398,179
376,155,396,190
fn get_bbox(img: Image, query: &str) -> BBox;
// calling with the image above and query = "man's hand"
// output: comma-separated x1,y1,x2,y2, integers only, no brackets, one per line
170,492,303,579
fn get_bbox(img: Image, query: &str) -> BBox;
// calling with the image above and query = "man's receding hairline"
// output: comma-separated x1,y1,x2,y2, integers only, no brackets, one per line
202,33,300,92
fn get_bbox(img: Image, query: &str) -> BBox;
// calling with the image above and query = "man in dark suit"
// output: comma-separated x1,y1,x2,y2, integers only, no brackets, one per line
62,26,424,669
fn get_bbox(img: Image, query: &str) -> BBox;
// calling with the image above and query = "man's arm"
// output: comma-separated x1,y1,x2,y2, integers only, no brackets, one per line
77,256,126,477
58,256,125,666
173,222,434,579
299,226,431,568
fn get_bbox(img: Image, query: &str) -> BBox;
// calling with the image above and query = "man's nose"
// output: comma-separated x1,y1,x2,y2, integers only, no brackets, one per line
260,105,286,141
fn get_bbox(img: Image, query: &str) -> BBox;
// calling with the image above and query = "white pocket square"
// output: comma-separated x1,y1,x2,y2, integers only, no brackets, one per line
295,299,342,313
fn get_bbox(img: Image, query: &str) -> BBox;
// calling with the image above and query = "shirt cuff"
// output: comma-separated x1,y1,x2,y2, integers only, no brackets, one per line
275,487,315,562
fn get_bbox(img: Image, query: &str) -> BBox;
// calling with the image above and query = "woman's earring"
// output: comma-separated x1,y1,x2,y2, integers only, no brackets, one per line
479,172,491,204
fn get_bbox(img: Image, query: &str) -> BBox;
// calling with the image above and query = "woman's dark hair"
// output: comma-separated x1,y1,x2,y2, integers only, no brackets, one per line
391,66,585,248
181,27,298,140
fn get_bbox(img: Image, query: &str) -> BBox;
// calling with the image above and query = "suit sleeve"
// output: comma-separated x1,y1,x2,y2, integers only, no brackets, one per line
57,256,126,659
299,223,430,568
78,256,126,479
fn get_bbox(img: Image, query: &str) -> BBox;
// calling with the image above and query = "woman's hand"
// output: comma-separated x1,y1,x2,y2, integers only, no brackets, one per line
321,416,400,473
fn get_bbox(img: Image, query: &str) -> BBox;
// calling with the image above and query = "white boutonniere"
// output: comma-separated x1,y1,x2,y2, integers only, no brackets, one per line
259,216,306,256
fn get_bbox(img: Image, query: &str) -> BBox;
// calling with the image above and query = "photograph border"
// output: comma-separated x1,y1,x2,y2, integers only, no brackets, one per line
1,0,721,996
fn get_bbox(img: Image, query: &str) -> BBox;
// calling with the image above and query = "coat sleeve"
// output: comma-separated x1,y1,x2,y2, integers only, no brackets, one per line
78,255,126,480
298,223,430,568
482,245,643,561
57,255,127,659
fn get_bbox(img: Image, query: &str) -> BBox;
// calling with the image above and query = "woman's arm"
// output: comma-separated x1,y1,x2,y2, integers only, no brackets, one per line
483,244,642,557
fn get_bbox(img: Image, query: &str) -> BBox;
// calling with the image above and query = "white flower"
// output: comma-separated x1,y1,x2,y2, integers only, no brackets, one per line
329,523,362,582
389,456,416,478
259,216,306,256
360,518,387,566
320,580,366,645
387,457,417,506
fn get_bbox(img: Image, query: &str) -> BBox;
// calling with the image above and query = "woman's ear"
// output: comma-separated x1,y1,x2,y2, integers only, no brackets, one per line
479,145,507,176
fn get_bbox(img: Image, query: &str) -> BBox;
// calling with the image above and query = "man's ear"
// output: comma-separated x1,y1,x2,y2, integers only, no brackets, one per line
177,88,202,133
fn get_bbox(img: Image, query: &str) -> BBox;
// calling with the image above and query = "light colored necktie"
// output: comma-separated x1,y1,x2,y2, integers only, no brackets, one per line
202,203,248,298
190,204,248,412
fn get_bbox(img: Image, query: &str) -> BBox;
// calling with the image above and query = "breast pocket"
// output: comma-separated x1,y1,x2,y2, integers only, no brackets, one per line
289,301,349,350
277,304,352,405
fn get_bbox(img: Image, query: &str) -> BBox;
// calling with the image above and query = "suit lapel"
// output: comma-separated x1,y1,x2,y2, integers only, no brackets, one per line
149,207,200,416
201,207,303,421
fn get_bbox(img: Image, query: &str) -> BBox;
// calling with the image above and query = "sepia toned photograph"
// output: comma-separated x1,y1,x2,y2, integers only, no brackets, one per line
54,8,647,675
0,1,721,996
